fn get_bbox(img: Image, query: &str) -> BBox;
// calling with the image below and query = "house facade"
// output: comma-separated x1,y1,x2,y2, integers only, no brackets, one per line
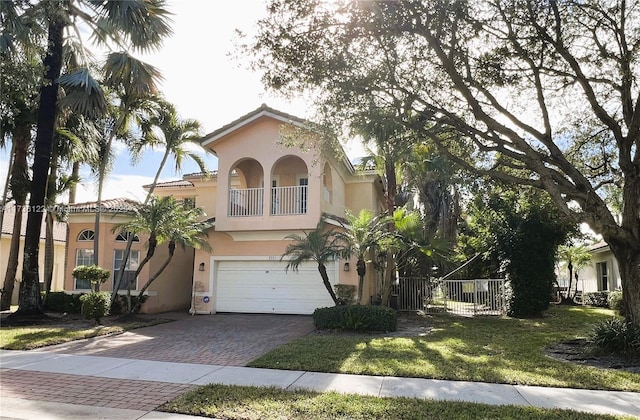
1,201,67,305
577,242,622,294
64,198,195,313
65,105,385,314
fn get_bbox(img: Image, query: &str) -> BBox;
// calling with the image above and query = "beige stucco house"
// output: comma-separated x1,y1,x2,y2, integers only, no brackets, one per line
64,197,195,313
65,105,385,314
1,201,67,305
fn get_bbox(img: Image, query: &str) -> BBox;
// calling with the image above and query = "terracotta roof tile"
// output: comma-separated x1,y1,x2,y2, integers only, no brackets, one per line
1,201,67,242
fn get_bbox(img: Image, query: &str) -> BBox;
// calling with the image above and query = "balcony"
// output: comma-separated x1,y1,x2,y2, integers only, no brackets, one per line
229,188,264,216
228,185,308,217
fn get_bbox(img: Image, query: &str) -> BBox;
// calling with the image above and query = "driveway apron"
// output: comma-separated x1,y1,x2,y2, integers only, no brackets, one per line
34,313,315,366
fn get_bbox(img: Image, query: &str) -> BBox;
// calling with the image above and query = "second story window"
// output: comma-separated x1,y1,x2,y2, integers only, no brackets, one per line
115,232,140,243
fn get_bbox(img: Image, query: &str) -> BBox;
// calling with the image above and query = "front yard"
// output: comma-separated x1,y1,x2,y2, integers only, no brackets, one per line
249,305,640,392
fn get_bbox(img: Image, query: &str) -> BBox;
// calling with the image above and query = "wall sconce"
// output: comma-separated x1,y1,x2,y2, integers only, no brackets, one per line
199,262,205,272
343,262,350,272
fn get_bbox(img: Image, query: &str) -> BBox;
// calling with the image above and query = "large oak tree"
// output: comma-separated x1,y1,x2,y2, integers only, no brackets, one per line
249,0,640,324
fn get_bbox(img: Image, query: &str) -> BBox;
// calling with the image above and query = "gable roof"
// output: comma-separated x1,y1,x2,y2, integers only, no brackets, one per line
200,104,308,147
1,201,67,242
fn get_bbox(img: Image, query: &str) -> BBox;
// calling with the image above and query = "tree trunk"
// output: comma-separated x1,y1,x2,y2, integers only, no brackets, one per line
608,242,640,326
1,207,23,310
318,263,339,305
566,260,573,300
132,240,175,313
112,151,168,304
356,258,366,304
0,141,15,235
380,159,398,307
15,17,64,316
68,161,79,204
44,153,58,295
1,121,31,311
44,211,54,294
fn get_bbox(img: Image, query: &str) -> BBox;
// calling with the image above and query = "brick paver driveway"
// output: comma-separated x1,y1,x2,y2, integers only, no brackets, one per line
35,313,315,366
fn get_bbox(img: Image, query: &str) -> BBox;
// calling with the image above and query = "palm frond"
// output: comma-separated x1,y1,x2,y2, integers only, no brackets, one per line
58,68,107,118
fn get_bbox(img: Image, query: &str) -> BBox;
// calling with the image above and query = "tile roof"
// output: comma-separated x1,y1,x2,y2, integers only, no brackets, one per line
1,201,67,242
66,198,140,214
143,180,195,189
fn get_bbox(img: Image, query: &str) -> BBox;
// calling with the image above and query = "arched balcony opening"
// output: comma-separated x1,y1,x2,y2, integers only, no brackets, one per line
271,156,309,215
228,158,264,216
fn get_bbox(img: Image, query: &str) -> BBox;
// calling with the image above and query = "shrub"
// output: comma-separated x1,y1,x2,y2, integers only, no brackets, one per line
589,318,640,357
80,292,111,323
110,294,147,314
334,284,356,305
607,291,625,316
43,292,83,313
72,265,110,291
584,291,609,307
313,305,397,332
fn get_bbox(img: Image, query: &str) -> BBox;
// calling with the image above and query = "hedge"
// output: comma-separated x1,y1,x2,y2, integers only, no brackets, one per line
313,305,397,332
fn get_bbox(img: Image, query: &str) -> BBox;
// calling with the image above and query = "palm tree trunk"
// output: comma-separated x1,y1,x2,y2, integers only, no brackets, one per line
356,258,366,304
132,240,175,313
0,141,15,235
15,17,64,316
1,207,23,310
44,211,54,294
381,160,397,307
122,234,157,312
318,263,339,305
112,150,168,303
44,151,58,295
68,161,79,204
1,121,30,310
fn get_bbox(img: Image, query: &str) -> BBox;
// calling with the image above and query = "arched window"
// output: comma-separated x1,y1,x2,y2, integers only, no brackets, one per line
77,229,95,241
115,232,140,242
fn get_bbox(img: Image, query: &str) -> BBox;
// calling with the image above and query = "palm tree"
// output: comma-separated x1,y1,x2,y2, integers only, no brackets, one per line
351,106,413,306
113,195,212,313
282,219,346,306
335,209,389,304
111,99,208,301
557,245,592,302
10,0,172,316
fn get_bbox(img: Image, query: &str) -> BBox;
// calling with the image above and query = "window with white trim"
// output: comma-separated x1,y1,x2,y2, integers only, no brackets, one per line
115,232,139,242
77,229,95,241
596,261,609,291
113,249,140,290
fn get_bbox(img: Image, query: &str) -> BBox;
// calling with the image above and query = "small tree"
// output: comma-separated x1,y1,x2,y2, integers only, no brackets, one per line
335,209,389,304
72,265,110,293
557,245,593,302
282,219,346,305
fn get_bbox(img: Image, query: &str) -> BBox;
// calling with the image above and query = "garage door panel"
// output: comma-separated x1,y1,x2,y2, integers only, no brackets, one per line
215,260,335,314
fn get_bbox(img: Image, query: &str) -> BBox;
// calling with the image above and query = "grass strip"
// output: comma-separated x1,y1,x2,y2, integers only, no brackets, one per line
160,384,631,420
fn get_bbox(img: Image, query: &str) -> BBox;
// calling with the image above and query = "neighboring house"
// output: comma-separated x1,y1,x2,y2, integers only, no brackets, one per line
63,197,195,313
577,242,622,294
64,104,385,315
1,201,67,304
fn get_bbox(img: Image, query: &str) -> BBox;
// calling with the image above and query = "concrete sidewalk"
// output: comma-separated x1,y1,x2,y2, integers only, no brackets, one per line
1,349,639,419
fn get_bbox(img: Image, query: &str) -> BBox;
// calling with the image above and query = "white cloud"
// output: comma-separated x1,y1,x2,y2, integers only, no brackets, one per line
72,174,156,204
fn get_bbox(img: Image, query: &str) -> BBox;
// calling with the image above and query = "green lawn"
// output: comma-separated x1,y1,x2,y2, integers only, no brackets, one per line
249,306,640,392
0,317,170,350
160,384,631,420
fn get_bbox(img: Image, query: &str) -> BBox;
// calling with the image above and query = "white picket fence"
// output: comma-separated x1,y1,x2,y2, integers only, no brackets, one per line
393,278,506,316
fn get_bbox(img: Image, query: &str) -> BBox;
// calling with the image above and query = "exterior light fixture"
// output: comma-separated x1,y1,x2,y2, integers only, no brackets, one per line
199,262,205,272
344,262,350,272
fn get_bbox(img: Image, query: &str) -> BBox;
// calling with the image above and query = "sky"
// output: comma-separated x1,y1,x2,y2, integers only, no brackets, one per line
0,0,365,204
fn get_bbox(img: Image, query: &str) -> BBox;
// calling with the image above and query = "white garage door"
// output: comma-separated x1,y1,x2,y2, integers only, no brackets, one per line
215,260,336,314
